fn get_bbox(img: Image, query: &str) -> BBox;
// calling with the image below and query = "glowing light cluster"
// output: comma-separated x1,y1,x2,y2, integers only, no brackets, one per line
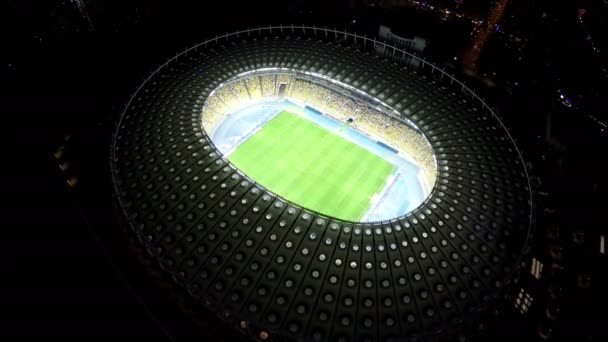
463,0,509,72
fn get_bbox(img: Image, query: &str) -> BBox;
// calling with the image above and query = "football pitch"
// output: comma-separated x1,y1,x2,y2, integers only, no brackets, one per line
228,111,395,221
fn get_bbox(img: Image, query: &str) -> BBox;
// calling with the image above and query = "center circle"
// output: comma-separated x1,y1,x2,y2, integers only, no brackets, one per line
201,69,437,222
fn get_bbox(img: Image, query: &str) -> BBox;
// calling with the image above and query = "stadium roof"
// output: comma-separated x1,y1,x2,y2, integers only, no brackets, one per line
111,26,534,341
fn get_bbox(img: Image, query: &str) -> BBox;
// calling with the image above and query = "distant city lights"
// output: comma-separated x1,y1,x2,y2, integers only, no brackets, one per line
463,0,509,71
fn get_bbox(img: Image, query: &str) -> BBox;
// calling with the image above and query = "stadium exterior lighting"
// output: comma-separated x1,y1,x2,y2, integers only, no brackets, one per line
111,26,534,342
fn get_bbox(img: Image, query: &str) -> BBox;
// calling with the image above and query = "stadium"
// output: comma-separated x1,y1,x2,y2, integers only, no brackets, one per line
111,26,534,341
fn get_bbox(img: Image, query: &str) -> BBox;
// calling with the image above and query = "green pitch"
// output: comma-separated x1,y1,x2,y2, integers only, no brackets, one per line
228,111,395,221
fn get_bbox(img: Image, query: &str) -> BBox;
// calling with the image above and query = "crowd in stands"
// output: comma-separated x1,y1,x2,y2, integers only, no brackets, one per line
277,74,292,89
201,93,229,133
290,80,349,120
225,81,249,103
261,75,276,97
203,74,290,133
243,77,262,99
201,74,437,185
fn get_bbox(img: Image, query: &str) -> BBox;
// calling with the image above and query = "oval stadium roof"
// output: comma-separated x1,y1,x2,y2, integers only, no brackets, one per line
111,26,534,342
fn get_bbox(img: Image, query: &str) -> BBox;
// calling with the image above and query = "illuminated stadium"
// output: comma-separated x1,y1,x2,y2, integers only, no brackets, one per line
111,26,534,341
203,70,436,222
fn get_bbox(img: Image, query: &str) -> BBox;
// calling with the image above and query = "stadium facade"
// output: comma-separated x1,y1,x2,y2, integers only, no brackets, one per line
111,26,534,341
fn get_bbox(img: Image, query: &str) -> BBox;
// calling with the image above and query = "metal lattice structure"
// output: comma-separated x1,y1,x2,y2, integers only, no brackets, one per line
111,26,534,342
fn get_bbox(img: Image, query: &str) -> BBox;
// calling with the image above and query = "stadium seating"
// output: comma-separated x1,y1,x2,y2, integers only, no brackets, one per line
202,75,437,186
